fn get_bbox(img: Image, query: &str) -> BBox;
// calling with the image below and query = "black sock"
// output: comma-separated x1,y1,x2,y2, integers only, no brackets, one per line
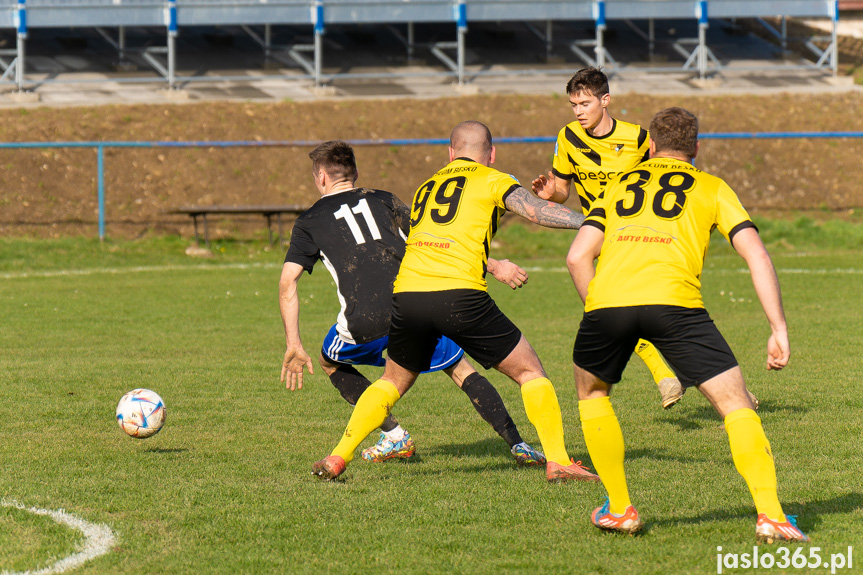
461,372,522,448
329,365,399,432
328,365,369,404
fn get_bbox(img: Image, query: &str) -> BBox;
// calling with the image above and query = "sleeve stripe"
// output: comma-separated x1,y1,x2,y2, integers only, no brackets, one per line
582,219,605,233
637,127,648,149
587,207,606,219
728,220,758,243
500,183,521,205
490,206,505,235
551,167,572,180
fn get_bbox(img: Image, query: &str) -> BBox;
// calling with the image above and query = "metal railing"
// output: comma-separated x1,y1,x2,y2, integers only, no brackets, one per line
0,0,842,92
3,130,863,239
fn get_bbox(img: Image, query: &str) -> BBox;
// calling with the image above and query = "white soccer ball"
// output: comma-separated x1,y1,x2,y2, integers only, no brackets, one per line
116,388,166,439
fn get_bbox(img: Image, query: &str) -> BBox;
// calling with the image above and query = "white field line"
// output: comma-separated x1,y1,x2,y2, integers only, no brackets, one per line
522,266,863,274
0,263,859,280
0,262,281,280
0,500,116,575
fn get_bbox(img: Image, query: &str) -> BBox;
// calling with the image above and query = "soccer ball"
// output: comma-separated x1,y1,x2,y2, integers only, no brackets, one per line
116,388,166,439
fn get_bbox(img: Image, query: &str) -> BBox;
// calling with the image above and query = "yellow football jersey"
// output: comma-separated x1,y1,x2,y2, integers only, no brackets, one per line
394,158,519,293
583,158,755,311
552,118,650,214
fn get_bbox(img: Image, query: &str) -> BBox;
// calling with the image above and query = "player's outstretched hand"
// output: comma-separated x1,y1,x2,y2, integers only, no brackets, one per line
531,170,555,201
490,258,528,289
766,330,790,371
281,346,314,390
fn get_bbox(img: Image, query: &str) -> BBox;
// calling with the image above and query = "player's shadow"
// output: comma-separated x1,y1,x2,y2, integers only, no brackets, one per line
624,447,710,464
426,440,709,470
418,438,528,474
649,492,862,532
650,503,768,526
658,399,810,432
657,405,730,431
747,398,811,416
425,438,506,459
143,447,189,454
785,492,863,531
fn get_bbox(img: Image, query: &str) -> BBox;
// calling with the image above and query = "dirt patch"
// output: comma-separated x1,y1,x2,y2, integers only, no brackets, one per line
1,92,862,239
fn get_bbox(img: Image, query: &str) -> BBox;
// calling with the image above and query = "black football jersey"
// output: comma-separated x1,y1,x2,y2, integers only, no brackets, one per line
285,188,410,344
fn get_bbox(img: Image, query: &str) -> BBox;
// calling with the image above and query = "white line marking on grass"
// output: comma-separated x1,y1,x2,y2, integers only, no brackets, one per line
0,262,281,280
522,266,863,275
2,263,859,281
0,500,116,575
719,267,863,275
770,268,863,274
522,267,568,272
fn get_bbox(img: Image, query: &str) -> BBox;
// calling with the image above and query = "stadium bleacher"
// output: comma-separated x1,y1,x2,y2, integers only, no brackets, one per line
0,0,841,94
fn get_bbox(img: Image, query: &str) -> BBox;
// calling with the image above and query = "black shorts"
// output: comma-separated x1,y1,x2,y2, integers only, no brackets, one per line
572,305,738,387
388,289,522,372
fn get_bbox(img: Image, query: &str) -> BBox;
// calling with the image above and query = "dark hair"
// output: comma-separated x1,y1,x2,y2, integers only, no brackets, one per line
565,67,609,99
649,107,699,158
308,140,358,182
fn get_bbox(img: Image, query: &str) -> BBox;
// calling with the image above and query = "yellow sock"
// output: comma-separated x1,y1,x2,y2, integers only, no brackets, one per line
725,408,785,521
579,396,631,514
634,339,675,384
332,379,401,464
520,377,569,465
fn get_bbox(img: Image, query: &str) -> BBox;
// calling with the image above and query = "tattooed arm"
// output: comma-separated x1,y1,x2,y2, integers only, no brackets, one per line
504,186,585,229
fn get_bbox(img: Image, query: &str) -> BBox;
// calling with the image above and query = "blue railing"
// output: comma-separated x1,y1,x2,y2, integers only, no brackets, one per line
3,131,863,239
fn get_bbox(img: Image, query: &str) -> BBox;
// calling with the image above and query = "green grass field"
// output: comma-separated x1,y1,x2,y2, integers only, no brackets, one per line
1,218,861,575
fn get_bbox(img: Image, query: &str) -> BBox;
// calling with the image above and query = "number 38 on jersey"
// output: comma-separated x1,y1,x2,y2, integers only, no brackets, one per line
615,169,695,220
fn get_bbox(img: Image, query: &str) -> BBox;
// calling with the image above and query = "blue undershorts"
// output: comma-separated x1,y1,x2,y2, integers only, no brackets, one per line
320,324,464,373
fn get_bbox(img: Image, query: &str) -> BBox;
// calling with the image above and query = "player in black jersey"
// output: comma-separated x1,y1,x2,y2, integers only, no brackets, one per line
279,140,545,466
311,124,599,484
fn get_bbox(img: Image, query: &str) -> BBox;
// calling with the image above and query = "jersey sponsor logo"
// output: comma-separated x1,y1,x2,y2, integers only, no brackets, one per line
435,165,478,176
564,127,602,166
615,234,673,244
413,240,452,248
611,225,676,244
644,159,701,173
408,232,454,250
574,166,622,183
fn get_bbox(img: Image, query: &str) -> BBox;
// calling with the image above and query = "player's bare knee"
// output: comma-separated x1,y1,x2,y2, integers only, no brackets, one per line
495,360,547,386
318,353,338,376
696,366,751,417
381,359,419,395
445,358,475,387
495,337,546,384
574,364,609,399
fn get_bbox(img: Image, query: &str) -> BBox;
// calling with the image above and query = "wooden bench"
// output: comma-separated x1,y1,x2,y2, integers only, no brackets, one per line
169,205,308,248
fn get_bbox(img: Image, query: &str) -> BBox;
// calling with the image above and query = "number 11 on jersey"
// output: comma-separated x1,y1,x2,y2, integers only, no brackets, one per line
334,198,382,245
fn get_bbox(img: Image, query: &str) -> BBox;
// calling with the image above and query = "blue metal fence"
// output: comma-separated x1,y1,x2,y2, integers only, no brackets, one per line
3,131,862,239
